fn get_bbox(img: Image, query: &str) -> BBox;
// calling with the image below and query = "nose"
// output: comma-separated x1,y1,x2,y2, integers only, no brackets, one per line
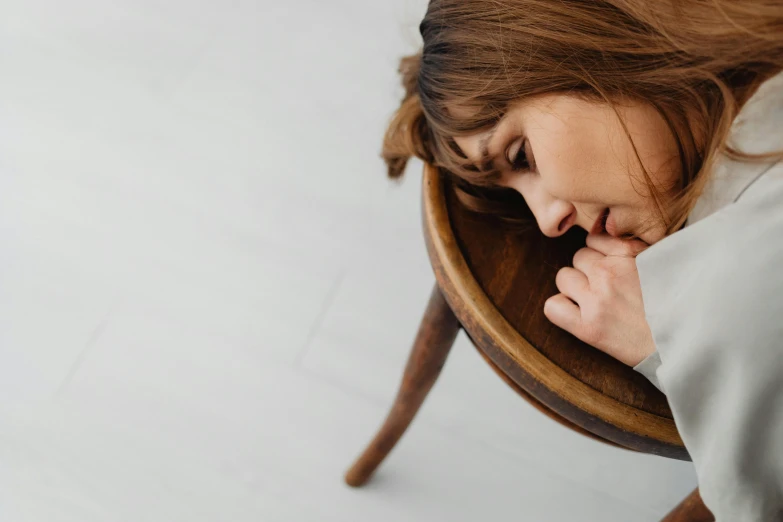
523,185,576,238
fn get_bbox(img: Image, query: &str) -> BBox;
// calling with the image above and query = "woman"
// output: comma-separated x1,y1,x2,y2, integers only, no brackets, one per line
383,0,783,519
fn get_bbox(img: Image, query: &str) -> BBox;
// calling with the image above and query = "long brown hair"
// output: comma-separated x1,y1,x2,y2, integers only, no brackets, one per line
383,0,783,235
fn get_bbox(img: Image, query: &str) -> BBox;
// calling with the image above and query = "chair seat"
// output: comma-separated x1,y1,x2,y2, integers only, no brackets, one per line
421,164,688,460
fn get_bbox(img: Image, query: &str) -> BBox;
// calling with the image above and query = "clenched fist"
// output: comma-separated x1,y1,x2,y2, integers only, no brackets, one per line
543,233,656,367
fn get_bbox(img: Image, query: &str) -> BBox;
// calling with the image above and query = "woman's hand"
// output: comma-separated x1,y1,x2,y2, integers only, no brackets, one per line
543,234,656,367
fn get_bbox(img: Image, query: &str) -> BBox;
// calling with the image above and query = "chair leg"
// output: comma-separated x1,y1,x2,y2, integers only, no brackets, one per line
661,488,714,522
344,285,460,487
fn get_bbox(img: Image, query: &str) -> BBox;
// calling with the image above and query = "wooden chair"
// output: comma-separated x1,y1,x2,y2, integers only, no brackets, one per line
345,164,714,521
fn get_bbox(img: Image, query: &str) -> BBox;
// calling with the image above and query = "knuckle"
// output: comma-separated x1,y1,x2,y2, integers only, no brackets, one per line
580,319,605,345
592,279,617,305
573,247,592,265
594,262,616,279
578,301,607,345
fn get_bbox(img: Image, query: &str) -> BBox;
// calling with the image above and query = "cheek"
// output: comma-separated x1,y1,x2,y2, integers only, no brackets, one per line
530,111,663,205
528,99,617,173
518,96,678,207
528,124,612,201
627,113,682,193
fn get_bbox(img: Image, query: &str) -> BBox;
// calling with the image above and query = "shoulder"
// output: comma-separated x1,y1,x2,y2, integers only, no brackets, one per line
731,71,783,156
687,71,783,225
638,160,783,345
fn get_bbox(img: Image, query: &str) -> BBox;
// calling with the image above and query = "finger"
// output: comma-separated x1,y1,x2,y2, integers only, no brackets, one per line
544,293,582,335
586,234,648,257
572,247,603,274
555,267,589,302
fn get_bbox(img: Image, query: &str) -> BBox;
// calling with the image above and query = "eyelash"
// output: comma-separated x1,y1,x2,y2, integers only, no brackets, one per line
510,139,530,171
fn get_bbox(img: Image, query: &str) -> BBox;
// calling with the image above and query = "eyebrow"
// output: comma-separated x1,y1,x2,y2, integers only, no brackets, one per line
477,124,500,171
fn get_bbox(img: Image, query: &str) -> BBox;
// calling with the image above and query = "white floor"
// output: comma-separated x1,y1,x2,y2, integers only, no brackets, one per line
0,1,698,520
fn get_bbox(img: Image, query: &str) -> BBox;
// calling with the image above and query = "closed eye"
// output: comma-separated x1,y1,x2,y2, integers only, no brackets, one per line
508,137,530,171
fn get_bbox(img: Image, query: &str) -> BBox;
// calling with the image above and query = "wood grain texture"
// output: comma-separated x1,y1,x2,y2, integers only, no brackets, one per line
661,489,714,521
422,164,688,460
344,285,461,487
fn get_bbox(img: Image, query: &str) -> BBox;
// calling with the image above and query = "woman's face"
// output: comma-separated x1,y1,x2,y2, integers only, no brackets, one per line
452,95,681,245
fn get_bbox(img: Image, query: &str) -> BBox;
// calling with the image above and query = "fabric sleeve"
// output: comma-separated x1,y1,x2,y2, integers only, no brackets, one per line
632,351,663,392
634,164,783,521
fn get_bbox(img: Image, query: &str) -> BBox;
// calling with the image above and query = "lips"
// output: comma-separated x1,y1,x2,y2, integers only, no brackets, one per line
590,208,610,235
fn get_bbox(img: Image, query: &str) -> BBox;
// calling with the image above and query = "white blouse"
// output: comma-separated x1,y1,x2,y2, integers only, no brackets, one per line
634,71,783,521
